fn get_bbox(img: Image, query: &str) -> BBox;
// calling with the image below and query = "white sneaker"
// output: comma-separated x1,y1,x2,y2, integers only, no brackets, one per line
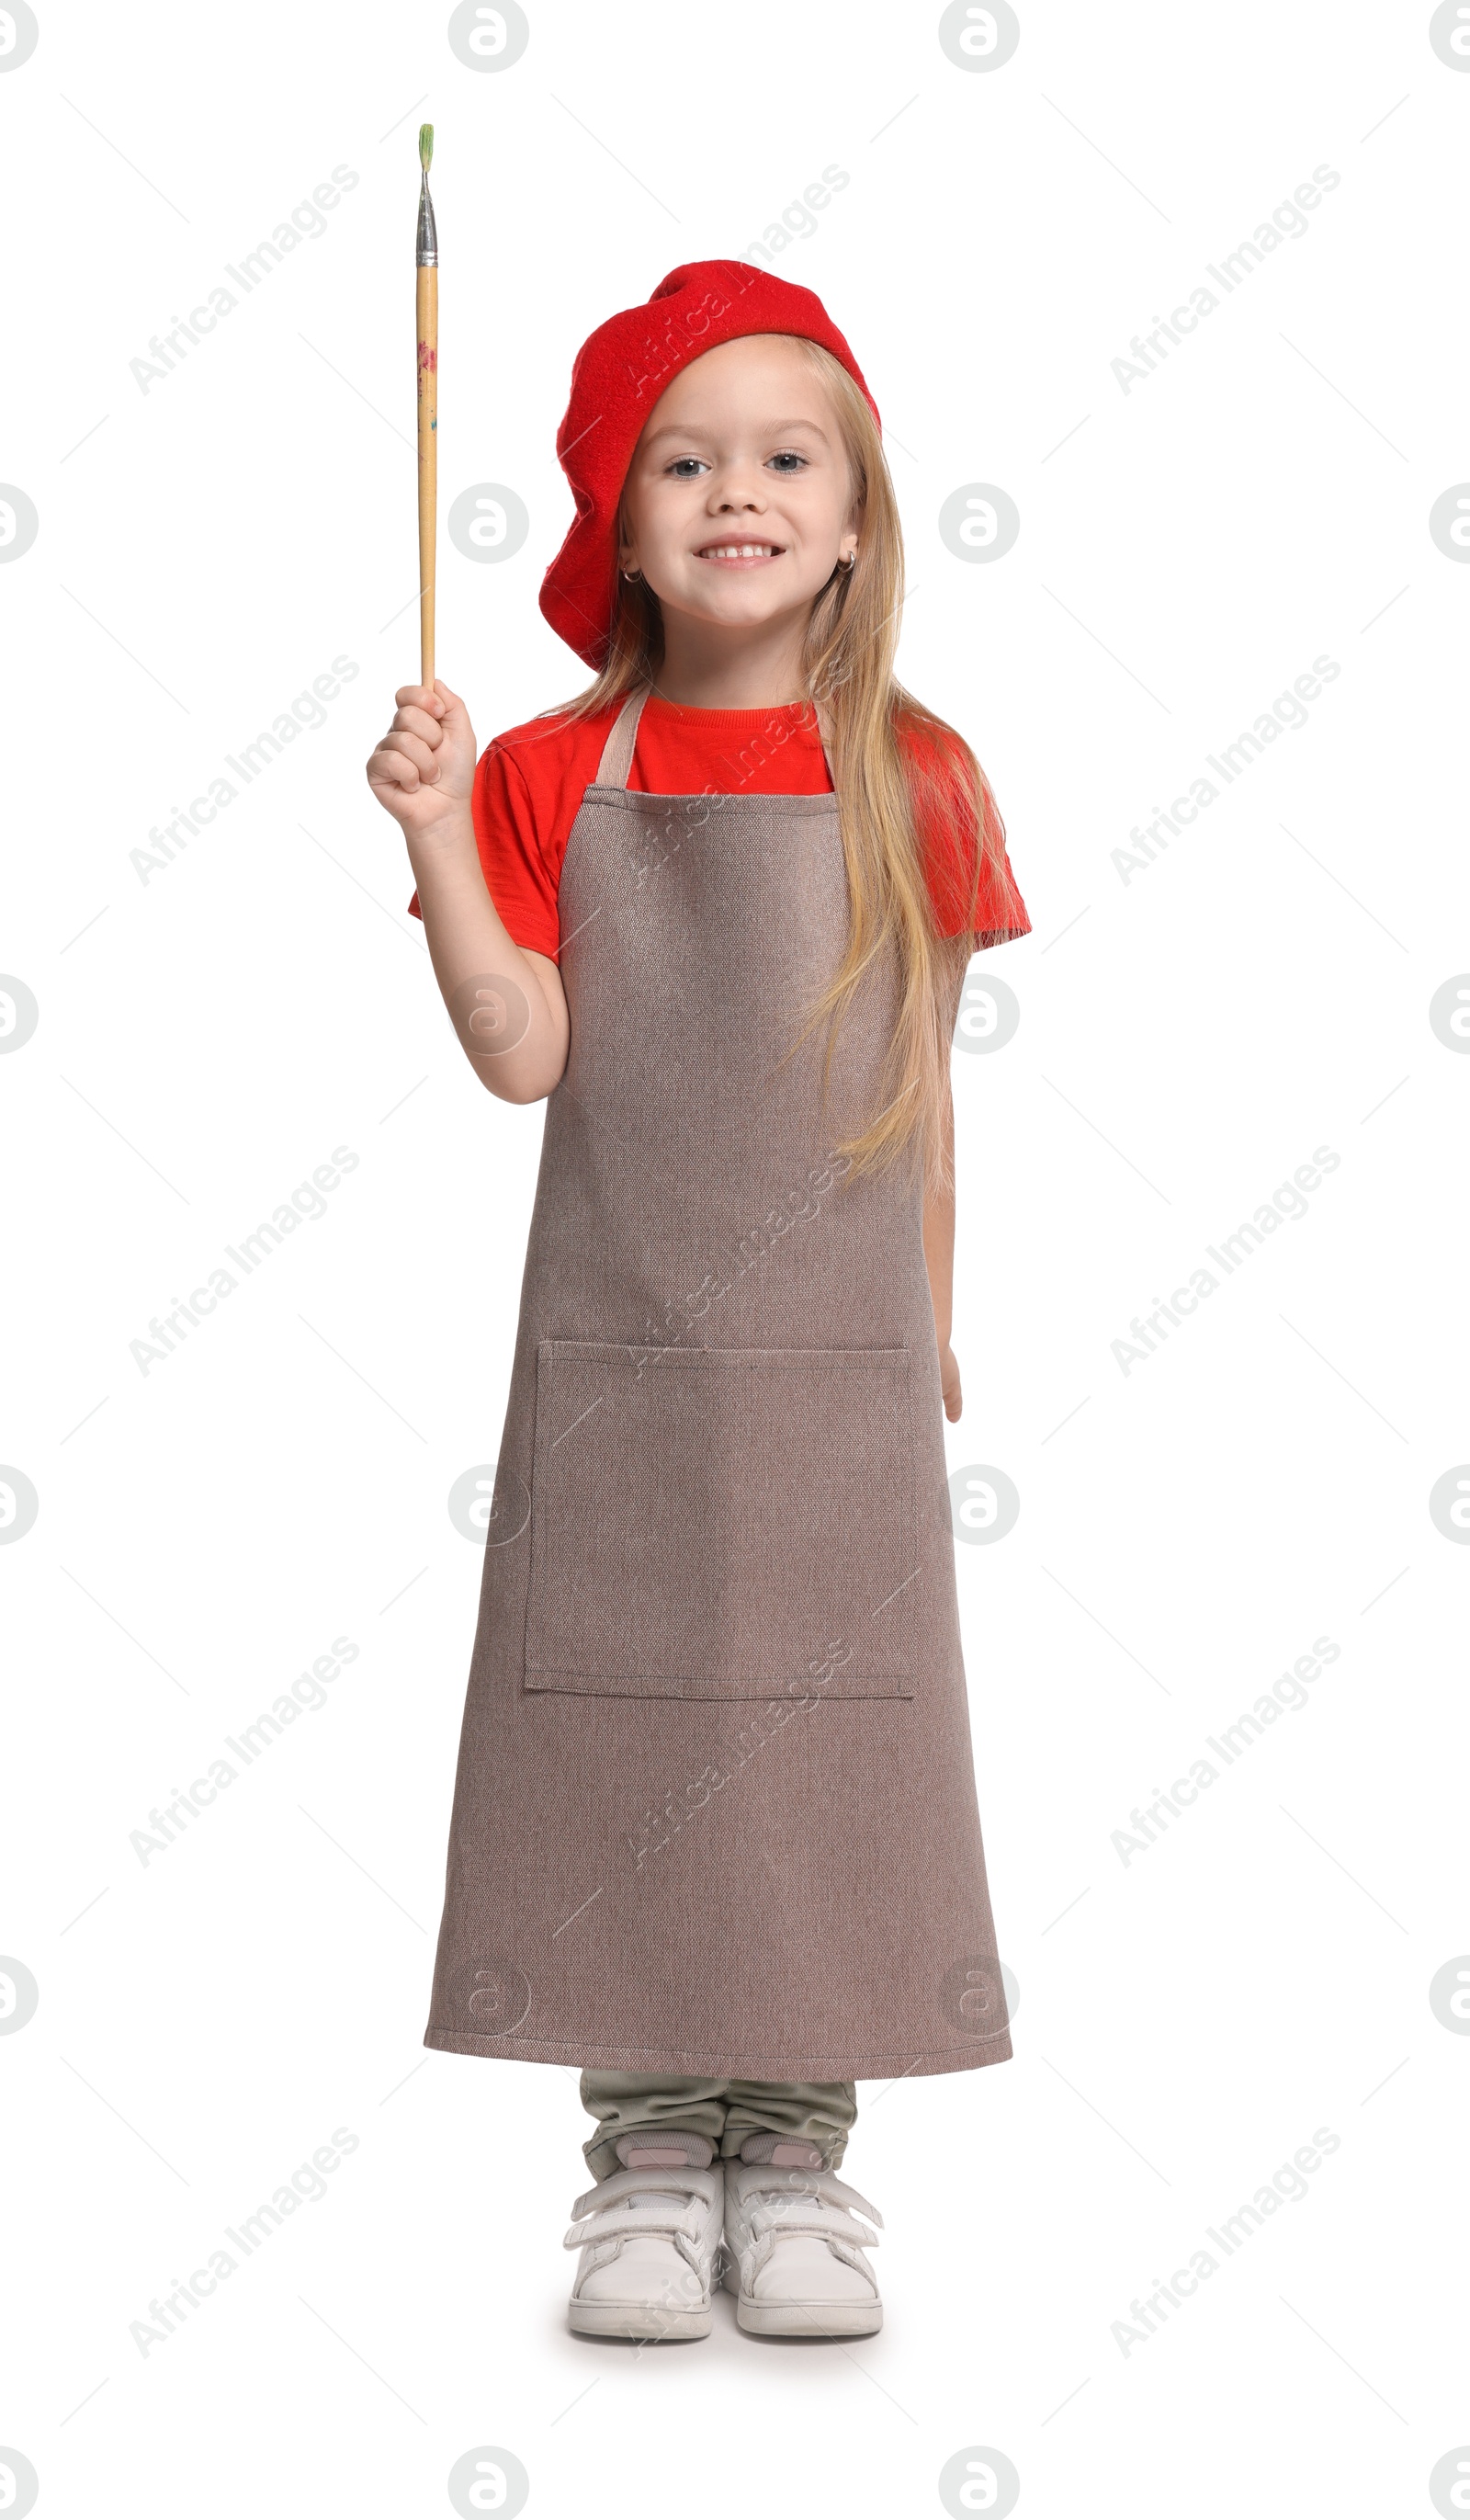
721,2135,883,2337
564,2131,724,2340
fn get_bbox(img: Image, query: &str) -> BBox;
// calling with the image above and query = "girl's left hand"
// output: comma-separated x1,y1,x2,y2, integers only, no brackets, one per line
939,1343,963,1422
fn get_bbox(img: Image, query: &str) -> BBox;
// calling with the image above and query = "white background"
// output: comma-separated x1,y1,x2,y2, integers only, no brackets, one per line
3,1,1468,2514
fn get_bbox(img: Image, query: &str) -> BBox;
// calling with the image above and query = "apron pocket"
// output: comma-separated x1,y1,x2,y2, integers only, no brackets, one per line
524,1342,918,1700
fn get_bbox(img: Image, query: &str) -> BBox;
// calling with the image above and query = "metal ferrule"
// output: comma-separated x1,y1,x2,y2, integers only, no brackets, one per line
416,178,438,267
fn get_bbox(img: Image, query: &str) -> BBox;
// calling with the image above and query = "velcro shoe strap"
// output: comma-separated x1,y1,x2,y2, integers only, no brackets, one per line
746,2204,880,2253
807,2170,883,2228
733,2166,883,2229
568,2164,718,2222
562,2197,707,2253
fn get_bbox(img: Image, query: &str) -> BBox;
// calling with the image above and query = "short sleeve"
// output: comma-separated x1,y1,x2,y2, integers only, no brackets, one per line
902,719,1030,948
407,741,562,958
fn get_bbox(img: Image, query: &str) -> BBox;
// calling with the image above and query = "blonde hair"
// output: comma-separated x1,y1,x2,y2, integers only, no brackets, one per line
547,335,1021,1186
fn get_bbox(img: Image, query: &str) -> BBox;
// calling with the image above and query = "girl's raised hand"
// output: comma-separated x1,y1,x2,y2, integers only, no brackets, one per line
366,681,477,838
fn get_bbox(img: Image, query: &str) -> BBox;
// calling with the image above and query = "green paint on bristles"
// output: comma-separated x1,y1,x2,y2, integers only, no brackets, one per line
419,124,434,172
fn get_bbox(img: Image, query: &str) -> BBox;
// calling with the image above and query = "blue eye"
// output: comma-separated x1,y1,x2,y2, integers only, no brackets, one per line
768,452,808,472
668,458,707,478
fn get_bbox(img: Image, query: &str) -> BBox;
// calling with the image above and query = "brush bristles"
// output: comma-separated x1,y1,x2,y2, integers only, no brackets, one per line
419,123,434,172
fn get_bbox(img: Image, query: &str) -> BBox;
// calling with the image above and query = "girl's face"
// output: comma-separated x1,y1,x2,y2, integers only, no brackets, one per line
617,335,861,638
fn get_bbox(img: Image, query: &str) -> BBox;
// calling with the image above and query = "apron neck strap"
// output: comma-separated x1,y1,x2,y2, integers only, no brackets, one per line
594,687,651,789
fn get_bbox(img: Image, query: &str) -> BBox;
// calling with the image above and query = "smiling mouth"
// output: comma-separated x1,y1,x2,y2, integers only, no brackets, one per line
695,540,785,563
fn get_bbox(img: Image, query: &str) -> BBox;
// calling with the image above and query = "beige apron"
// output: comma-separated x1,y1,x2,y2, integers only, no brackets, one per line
424,689,1012,2082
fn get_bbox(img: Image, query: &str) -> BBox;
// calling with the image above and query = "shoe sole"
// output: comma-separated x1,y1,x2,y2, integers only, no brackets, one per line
568,2299,712,2341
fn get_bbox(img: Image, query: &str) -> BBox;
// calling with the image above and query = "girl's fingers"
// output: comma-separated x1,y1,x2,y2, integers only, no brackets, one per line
382,730,439,779
391,704,443,744
369,682,470,816
368,744,422,793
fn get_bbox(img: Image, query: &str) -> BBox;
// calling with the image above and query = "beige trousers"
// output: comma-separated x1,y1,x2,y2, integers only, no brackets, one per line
581,2071,856,2182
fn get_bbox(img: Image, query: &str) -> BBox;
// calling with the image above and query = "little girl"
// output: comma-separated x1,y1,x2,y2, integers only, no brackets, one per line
366,261,1028,2344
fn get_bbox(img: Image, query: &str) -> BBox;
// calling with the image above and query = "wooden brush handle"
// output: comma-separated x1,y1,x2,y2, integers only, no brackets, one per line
417,266,437,688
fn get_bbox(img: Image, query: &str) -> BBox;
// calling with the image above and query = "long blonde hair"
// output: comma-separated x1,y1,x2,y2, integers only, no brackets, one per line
546,335,1021,1186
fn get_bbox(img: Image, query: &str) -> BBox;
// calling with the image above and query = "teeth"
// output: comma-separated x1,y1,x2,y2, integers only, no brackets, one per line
700,543,776,558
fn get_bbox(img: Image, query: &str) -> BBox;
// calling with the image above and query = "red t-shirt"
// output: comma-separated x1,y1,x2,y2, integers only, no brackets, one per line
408,694,1028,958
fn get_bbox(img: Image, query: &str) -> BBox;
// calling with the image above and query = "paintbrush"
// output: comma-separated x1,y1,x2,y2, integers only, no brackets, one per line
416,123,437,688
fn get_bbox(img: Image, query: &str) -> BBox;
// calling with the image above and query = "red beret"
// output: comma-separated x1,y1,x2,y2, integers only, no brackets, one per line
538,259,881,667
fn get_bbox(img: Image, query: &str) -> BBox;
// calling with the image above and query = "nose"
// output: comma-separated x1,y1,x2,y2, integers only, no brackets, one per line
707,467,766,516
